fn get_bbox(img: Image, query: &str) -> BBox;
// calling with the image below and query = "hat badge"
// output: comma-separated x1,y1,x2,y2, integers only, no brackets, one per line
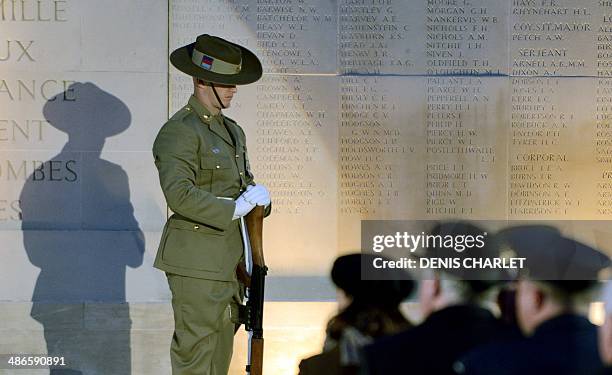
200,55,214,70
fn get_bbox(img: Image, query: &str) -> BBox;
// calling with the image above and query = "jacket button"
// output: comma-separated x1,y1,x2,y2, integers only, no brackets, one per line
239,172,243,176
235,154,239,158
194,225,199,230
216,165,220,169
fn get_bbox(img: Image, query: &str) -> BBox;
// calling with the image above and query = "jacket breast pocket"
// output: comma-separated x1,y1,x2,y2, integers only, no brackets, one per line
203,154,234,191
197,156,216,189
161,218,224,272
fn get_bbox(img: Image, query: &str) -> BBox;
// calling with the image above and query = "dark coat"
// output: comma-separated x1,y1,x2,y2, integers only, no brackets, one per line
299,347,358,375
300,303,412,375
361,305,516,375
456,314,605,375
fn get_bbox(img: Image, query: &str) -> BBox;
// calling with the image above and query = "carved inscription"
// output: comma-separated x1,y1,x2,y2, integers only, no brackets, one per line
0,0,67,22
165,0,612,226
0,79,76,101
0,40,35,62
596,79,612,164
597,1,612,77
169,0,335,111
0,199,20,221
254,75,324,214
256,0,334,73
509,77,574,217
339,76,407,215
339,0,411,74
511,0,591,75
596,78,612,215
171,0,334,74
0,159,77,182
425,76,496,216
426,0,501,74
1,1,74,223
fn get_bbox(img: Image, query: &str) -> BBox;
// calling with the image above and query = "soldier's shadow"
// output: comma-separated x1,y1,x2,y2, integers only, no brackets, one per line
20,82,144,374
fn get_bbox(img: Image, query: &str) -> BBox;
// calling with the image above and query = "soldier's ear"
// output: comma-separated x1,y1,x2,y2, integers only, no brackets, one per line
533,288,546,310
193,78,208,87
432,277,441,298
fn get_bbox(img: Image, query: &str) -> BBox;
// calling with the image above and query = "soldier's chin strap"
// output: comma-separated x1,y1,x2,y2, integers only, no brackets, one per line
210,83,226,110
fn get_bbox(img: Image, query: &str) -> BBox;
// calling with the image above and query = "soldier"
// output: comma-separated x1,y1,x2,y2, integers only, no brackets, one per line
153,34,271,374
455,226,611,375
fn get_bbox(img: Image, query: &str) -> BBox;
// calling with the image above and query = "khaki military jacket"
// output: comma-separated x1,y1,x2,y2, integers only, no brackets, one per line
153,95,269,281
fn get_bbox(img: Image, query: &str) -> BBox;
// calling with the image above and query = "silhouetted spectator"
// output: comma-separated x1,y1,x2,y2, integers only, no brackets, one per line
496,282,519,328
361,222,515,375
599,281,612,371
299,253,414,375
456,226,610,375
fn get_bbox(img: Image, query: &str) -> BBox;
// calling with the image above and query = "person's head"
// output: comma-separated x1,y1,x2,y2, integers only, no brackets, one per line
170,33,262,111
327,253,414,338
496,226,610,336
331,253,414,311
599,281,612,365
418,273,500,318
193,78,237,112
417,222,504,318
516,279,599,336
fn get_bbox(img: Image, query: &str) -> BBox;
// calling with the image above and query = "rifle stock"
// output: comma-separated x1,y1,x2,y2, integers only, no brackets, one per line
246,205,265,266
249,338,264,375
245,206,266,375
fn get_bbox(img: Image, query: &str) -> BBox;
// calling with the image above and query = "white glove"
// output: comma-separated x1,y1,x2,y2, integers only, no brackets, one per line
242,184,271,206
232,193,255,220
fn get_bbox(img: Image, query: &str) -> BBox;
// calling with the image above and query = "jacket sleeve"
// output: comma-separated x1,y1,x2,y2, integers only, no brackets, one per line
242,130,272,218
153,120,235,230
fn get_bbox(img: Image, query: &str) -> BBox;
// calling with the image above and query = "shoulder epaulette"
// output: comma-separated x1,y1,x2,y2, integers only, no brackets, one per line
169,105,195,122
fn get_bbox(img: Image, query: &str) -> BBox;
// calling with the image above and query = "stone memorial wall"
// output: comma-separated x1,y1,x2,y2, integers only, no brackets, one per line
0,1,173,373
0,0,169,303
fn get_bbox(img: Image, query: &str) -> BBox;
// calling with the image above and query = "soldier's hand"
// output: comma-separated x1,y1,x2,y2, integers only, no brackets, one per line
243,184,271,206
232,194,255,220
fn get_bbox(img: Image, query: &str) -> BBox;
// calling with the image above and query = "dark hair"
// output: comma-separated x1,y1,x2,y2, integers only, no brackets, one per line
326,300,412,341
331,254,414,307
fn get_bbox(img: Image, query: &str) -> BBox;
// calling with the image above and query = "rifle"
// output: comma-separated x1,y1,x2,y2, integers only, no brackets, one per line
243,205,267,375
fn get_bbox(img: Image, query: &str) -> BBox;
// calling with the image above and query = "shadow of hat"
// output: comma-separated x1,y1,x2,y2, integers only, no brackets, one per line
331,253,414,307
43,82,131,139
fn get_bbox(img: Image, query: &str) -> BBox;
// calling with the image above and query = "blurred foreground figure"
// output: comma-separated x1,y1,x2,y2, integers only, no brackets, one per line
299,253,414,375
361,222,516,375
599,282,612,369
456,226,611,375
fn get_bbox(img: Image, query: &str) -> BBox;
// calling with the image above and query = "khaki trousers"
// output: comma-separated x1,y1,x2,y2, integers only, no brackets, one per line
167,273,240,375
